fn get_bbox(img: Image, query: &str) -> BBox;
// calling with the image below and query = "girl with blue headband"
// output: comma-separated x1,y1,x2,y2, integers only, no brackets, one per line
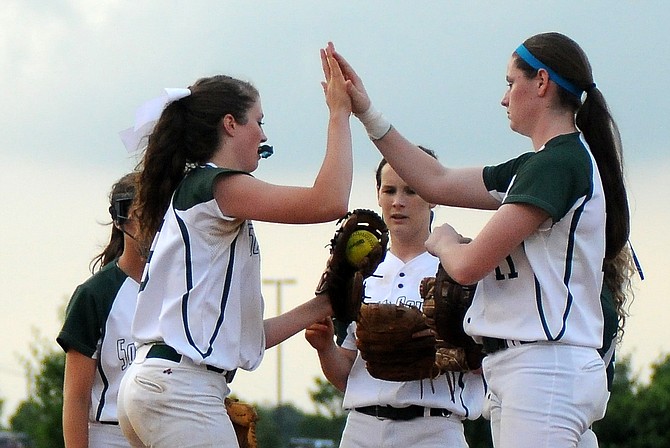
324,31,634,448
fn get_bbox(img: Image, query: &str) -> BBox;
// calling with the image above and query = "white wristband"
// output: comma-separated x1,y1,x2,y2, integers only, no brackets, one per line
355,105,391,141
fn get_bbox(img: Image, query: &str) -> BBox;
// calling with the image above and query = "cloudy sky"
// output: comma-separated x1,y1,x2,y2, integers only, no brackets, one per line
1,1,668,422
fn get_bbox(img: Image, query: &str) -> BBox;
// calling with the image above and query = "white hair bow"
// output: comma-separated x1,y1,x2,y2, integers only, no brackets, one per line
119,88,191,153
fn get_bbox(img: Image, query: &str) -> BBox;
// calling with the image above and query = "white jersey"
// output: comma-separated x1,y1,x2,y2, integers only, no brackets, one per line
342,251,485,419
465,133,605,348
58,261,139,425
132,165,265,372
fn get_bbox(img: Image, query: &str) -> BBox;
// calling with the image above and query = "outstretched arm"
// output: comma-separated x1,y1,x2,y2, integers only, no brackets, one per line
263,294,332,349
305,318,357,392
215,44,353,224
329,43,499,211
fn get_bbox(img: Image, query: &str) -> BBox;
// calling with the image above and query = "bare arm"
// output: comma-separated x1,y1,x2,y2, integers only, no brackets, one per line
304,318,357,392
263,294,333,349
373,129,499,209
426,203,550,285
63,350,96,448
216,45,353,224
329,43,499,210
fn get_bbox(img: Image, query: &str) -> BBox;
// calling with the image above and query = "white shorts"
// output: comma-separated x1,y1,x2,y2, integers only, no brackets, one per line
483,343,608,448
118,344,235,448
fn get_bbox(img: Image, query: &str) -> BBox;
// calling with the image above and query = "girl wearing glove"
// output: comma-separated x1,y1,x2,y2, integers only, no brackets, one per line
306,149,485,448
327,33,633,448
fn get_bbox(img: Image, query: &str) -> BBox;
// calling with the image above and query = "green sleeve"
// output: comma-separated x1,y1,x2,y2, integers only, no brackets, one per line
483,152,534,194
174,166,251,210
484,136,593,223
57,283,103,357
56,262,126,357
505,146,592,222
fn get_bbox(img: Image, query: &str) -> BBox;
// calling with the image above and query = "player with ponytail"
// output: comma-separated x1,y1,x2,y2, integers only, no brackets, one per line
328,31,635,447
118,47,354,447
59,172,143,448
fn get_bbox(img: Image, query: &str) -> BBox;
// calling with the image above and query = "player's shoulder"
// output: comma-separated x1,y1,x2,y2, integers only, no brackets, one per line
412,251,440,271
483,151,534,193
523,133,593,191
174,165,250,210
77,261,126,294
535,133,590,167
65,262,127,320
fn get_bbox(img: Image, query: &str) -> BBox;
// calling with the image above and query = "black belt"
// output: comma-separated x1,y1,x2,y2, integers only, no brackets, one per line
354,405,452,421
146,344,236,383
481,337,509,355
481,337,535,355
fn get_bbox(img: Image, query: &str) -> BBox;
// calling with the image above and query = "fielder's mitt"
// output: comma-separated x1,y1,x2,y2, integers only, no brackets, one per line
420,264,483,372
225,397,258,448
356,303,437,381
315,209,389,324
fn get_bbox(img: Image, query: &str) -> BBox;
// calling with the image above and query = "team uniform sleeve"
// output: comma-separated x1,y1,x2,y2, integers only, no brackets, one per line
57,284,103,358
173,166,251,211
484,147,591,223
483,152,534,202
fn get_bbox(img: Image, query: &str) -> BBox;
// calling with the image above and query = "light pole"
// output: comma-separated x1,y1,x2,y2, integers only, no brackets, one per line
262,278,296,406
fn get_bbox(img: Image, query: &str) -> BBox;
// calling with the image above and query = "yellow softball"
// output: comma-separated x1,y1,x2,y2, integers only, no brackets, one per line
346,230,380,266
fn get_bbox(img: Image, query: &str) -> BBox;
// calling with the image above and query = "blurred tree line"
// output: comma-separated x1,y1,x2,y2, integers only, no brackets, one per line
3,336,670,448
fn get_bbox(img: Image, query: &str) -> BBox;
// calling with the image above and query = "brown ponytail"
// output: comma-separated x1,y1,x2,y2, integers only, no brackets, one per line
514,32,630,261
134,75,259,251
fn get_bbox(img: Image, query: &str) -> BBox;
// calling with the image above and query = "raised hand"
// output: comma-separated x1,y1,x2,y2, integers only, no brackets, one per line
320,42,352,115
326,43,391,140
327,43,371,115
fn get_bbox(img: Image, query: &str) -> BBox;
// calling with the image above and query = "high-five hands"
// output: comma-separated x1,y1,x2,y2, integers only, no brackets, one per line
320,42,352,115
324,42,391,140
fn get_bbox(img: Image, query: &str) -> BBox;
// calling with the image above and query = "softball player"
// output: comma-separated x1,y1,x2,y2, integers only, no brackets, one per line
306,153,485,448
58,172,143,448
117,46,353,448
327,31,633,448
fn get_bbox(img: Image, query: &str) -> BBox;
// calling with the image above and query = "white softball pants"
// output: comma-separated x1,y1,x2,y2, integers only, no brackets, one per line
483,343,608,448
117,345,236,448
339,408,468,448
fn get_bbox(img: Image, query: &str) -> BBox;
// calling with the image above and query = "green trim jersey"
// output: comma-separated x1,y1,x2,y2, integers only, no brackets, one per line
132,165,265,372
57,261,139,424
464,133,606,348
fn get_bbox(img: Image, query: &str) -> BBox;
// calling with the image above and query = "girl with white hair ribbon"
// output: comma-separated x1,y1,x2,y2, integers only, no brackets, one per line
117,45,353,448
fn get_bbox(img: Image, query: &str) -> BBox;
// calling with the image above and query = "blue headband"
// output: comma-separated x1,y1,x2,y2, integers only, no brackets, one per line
515,44,583,97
